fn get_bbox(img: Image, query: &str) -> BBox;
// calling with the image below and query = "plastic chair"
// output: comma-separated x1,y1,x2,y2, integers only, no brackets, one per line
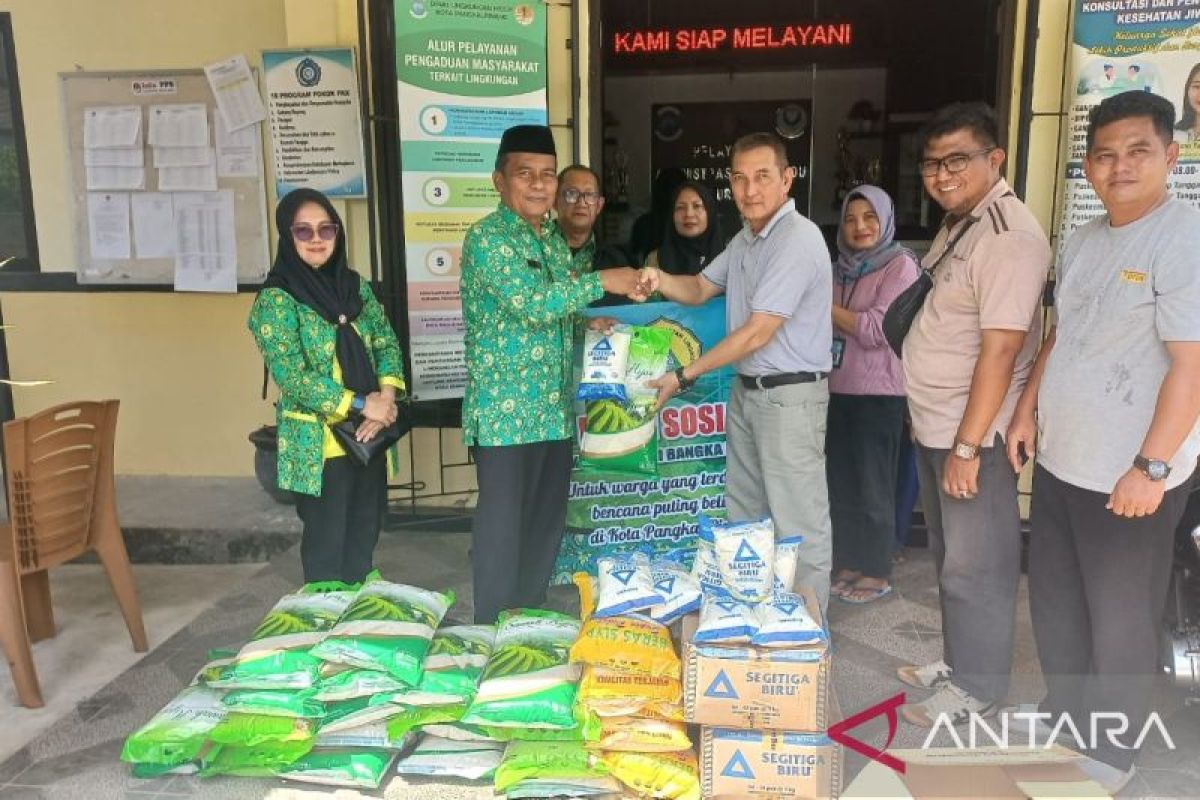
0,400,147,708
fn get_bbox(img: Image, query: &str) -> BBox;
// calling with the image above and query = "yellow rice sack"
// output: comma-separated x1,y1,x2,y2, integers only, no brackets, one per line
588,716,692,753
599,750,701,800
570,615,681,679
577,666,682,718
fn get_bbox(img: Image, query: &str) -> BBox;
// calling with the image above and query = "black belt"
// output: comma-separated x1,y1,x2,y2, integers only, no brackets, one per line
739,371,827,390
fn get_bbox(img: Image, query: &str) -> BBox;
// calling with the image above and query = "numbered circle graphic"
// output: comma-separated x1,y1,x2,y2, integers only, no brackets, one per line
420,106,448,134
426,248,456,276
423,179,451,206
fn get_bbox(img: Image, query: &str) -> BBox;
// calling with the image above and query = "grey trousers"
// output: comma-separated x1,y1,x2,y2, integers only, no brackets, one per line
725,379,832,612
915,434,1021,703
1030,465,1191,770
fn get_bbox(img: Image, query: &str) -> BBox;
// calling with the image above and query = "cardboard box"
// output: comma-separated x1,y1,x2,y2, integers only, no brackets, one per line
701,726,842,799
682,586,830,731
841,747,1108,799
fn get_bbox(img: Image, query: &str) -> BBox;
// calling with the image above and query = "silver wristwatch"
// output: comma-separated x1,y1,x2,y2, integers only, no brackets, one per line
1134,455,1171,482
952,440,980,460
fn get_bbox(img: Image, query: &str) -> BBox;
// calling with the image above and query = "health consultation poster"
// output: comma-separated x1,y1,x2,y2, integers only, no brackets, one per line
395,0,548,400
553,299,732,583
1060,1,1200,248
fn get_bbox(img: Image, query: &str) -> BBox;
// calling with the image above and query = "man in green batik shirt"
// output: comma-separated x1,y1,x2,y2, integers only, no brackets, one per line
460,124,643,624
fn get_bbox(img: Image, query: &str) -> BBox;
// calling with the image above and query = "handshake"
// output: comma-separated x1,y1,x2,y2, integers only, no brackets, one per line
598,267,662,302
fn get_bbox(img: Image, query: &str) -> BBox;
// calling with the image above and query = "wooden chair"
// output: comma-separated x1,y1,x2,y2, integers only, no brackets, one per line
0,400,147,708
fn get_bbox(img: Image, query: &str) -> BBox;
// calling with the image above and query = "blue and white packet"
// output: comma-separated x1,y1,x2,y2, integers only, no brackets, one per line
647,559,702,625
694,595,760,644
771,535,805,594
576,328,630,403
751,592,827,648
690,530,726,597
595,553,664,617
702,515,776,603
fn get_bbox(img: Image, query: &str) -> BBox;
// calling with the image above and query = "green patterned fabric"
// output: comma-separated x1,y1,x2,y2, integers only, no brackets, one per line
461,204,604,447
248,279,405,496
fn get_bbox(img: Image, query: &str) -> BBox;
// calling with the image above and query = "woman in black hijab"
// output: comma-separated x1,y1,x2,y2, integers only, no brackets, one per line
644,181,724,275
249,188,406,590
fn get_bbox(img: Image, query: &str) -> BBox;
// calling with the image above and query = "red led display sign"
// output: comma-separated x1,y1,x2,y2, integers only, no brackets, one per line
611,24,854,55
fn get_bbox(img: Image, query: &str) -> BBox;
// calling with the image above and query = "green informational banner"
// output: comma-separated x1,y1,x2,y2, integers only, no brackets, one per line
1059,2,1200,248
395,0,548,401
552,300,732,584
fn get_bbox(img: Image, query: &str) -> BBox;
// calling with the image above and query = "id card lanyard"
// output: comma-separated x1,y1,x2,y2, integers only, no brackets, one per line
832,262,868,369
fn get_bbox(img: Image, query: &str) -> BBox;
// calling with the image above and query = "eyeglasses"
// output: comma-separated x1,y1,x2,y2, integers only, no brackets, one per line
291,222,339,242
918,148,995,177
561,188,601,205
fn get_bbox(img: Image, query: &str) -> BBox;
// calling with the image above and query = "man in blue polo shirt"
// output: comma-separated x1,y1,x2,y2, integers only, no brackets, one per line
639,132,834,609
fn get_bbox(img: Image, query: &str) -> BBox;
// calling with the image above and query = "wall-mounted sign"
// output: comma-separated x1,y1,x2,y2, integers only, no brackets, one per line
394,0,548,401
263,47,367,198
611,24,853,56
1058,0,1200,251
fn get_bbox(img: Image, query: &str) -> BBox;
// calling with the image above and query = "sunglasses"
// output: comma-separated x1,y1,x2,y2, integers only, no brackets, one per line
291,222,339,242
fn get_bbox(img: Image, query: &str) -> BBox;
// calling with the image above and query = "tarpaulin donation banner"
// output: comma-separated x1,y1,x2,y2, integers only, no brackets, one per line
552,298,732,583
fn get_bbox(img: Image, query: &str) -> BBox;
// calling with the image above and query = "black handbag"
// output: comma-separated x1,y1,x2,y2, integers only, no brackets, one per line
329,404,412,466
882,219,978,357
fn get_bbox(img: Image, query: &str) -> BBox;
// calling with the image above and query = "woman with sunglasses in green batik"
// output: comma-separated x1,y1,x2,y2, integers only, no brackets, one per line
249,189,406,591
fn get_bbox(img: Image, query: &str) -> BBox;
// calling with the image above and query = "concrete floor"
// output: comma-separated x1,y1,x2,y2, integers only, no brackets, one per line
0,533,1197,799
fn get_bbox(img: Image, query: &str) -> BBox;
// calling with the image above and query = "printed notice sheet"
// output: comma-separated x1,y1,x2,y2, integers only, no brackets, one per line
131,192,175,258
204,54,267,132
147,104,209,148
87,192,132,260
83,106,142,149
173,190,236,292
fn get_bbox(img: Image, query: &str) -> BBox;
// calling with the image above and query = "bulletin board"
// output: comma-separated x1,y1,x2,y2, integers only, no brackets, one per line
60,69,271,287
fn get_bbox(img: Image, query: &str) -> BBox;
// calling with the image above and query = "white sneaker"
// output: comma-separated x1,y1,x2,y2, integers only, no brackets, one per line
1076,757,1137,795
901,682,996,727
897,659,953,690
997,703,1060,746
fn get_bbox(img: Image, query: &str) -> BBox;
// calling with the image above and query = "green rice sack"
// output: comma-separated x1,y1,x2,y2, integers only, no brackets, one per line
221,689,325,719
395,735,506,780
318,696,408,734
384,702,469,742
120,685,227,776
504,778,623,798
402,624,496,705
579,325,672,476
309,581,453,685
461,609,582,730
313,668,408,702
208,712,317,748
198,739,313,778
208,590,355,690
277,748,397,789
315,721,417,750
493,740,611,794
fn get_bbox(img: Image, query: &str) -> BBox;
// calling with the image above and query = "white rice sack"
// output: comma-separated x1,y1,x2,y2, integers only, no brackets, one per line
752,592,827,648
595,553,664,618
577,328,631,403
647,560,702,625
702,515,776,603
689,534,726,597
693,595,760,644
395,735,506,780
772,535,805,594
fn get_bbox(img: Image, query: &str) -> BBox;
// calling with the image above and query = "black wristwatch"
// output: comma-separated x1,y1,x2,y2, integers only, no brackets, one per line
350,394,366,414
1134,454,1171,482
674,366,696,392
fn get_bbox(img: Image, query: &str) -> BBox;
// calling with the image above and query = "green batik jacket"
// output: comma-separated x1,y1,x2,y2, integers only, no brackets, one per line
460,204,604,447
248,280,406,496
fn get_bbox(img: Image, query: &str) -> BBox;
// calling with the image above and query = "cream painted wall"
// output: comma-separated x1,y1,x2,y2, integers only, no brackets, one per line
1,0,574,488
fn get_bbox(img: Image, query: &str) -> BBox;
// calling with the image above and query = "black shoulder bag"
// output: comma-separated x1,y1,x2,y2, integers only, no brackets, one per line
882,219,978,357
330,407,411,466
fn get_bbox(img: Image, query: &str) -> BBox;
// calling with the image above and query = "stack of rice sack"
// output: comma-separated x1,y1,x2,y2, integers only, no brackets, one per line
564,553,704,800
121,578,458,790
684,516,839,799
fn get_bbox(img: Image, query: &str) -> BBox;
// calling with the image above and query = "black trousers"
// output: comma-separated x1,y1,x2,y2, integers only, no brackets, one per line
295,455,387,584
471,439,573,624
826,393,907,579
1029,465,1191,770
